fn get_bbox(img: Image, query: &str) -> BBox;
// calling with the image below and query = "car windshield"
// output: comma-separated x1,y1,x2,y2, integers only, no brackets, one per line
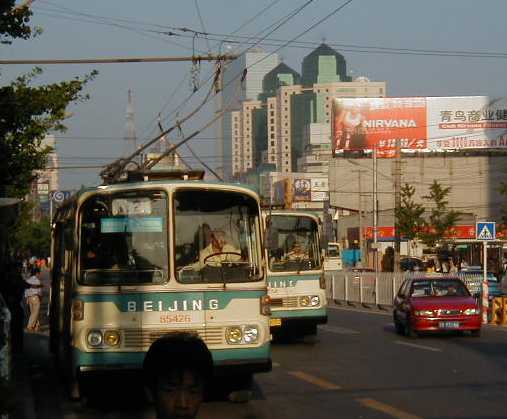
174,189,261,284
266,214,321,272
411,279,470,297
79,190,168,285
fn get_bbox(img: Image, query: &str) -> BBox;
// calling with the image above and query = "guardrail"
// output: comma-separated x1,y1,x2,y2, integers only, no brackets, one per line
327,271,406,307
326,271,492,307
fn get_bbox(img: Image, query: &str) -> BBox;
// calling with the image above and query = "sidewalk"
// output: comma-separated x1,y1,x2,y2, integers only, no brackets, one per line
9,352,37,419
7,286,50,419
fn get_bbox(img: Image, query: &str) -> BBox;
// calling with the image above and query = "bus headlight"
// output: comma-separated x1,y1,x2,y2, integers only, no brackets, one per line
87,330,103,347
225,327,243,344
243,326,259,344
310,296,320,307
104,330,121,347
299,296,311,307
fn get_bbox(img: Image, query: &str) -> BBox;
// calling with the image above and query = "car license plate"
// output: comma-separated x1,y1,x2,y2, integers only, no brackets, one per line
439,321,460,329
270,318,282,327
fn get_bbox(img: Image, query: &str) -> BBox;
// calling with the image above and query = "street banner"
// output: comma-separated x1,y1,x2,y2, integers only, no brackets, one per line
332,96,507,158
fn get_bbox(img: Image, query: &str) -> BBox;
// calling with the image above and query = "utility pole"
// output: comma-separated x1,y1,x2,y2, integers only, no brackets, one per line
394,138,402,272
353,169,366,266
373,146,379,273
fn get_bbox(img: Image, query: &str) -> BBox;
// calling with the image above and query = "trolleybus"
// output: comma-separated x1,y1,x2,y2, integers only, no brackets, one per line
49,171,271,398
263,210,327,337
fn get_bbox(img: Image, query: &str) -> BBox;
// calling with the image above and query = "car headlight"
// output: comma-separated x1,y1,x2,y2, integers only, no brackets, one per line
299,296,311,307
463,308,480,315
87,330,103,347
104,330,121,346
310,296,320,307
243,325,259,344
414,310,434,317
225,326,243,344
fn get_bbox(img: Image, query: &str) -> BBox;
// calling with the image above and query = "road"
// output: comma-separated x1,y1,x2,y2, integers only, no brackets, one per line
20,304,507,419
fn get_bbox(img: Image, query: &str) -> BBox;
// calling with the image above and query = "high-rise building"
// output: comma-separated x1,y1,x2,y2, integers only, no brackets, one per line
229,44,387,178
218,48,280,179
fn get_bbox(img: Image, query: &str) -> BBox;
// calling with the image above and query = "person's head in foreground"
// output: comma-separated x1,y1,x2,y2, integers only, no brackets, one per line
144,333,213,419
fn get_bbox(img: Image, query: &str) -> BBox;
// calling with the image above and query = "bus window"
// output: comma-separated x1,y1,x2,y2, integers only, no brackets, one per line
266,215,321,272
78,190,168,285
174,190,261,284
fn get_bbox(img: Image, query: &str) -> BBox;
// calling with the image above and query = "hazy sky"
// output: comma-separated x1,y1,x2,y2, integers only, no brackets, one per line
2,0,507,190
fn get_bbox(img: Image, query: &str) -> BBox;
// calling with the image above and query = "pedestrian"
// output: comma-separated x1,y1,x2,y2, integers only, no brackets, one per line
24,267,43,332
143,333,213,419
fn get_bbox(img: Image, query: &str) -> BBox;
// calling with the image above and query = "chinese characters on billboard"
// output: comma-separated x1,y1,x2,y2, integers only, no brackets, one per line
332,96,507,158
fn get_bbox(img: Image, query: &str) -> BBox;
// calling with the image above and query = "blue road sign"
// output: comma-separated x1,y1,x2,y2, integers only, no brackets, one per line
476,222,496,241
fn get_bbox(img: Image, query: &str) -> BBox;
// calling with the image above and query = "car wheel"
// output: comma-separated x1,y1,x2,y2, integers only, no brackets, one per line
470,329,481,338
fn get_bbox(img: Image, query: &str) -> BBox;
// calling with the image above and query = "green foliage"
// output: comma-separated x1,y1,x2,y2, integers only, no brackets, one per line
0,1,33,44
395,183,425,240
0,68,97,197
499,180,507,225
418,180,462,248
10,203,51,257
0,2,97,197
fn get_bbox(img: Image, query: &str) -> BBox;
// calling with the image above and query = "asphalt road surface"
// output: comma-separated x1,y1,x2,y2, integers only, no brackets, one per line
20,304,507,419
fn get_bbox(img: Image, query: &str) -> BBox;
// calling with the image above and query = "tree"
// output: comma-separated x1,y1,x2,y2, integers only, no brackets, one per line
395,183,425,243
11,210,51,257
0,2,97,197
418,180,462,248
498,180,507,226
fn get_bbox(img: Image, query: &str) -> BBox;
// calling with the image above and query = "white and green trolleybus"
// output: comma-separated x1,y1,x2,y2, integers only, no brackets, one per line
49,171,271,398
263,210,327,337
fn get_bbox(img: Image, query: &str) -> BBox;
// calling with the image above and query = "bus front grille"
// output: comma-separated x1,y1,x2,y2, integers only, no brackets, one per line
282,297,299,308
271,297,299,308
123,327,224,348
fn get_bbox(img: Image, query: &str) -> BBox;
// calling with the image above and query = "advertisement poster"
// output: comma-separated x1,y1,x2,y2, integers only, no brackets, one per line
332,97,427,157
332,96,507,158
293,178,311,202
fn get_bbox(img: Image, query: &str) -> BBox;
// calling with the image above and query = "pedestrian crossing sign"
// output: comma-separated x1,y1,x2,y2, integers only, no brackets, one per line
476,222,496,241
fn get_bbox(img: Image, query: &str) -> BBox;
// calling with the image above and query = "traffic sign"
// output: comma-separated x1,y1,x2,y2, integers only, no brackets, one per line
476,222,496,241
50,190,71,203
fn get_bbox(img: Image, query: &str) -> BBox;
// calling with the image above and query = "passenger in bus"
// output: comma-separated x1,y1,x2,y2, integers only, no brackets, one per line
143,333,213,419
194,229,241,269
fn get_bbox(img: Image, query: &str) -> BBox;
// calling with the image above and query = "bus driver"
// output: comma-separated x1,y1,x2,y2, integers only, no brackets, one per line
193,230,241,269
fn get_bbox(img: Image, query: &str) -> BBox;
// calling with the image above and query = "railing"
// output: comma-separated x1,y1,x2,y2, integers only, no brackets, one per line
327,271,406,306
326,271,491,307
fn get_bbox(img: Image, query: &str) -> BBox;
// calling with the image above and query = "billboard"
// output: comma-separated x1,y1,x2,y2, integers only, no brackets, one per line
332,96,507,158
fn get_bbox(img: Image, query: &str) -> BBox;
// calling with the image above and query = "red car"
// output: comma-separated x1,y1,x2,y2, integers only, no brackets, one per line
393,276,482,337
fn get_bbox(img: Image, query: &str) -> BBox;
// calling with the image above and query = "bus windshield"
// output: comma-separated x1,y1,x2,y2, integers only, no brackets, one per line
266,215,321,272
79,190,168,285
174,189,261,284
328,243,340,258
